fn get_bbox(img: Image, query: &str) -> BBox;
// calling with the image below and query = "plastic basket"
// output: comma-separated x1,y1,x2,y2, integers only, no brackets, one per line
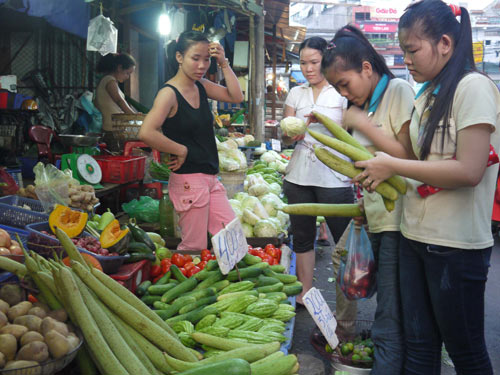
26,222,127,273
111,113,146,142
93,155,146,184
0,195,49,228
109,259,151,293
219,171,246,199
0,224,28,263
6,168,23,189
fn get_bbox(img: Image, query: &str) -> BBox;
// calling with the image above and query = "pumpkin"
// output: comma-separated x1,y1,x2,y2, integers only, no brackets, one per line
49,204,88,238
62,253,103,272
99,219,130,253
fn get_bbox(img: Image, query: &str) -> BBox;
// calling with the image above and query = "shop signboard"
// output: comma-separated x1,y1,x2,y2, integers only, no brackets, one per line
369,4,405,20
304,287,339,349
361,22,398,33
211,217,248,274
473,41,484,64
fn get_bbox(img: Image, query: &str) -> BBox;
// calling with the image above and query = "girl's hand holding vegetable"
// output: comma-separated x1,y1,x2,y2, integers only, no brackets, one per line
354,152,396,192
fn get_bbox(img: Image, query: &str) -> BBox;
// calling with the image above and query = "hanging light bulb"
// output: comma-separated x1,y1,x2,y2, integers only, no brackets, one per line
158,2,171,36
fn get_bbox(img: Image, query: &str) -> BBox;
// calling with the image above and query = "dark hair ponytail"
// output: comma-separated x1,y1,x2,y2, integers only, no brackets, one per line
321,24,394,79
299,36,327,55
165,30,209,81
96,53,136,74
399,0,476,160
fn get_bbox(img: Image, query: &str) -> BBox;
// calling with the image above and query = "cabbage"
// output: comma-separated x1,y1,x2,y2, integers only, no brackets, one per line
229,199,241,210
280,116,307,137
241,223,254,237
253,146,266,156
235,137,246,147
243,134,255,144
244,180,249,192
242,193,269,219
269,182,281,196
275,160,287,174
225,149,247,170
241,195,260,211
254,219,278,237
260,151,280,163
248,183,269,197
243,208,260,226
234,192,249,202
276,210,290,228
267,217,282,232
232,206,243,220
259,193,284,216
219,156,240,171
217,139,238,151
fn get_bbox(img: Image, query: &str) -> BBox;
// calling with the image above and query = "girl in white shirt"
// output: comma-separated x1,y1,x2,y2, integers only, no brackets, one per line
282,37,354,304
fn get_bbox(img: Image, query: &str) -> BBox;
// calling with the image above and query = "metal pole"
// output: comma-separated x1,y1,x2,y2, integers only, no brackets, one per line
272,24,277,120
249,15,256,136
254,8,265,142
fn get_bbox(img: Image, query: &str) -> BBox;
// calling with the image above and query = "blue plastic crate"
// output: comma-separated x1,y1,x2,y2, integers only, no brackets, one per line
0,195,48,228
25,222,127,274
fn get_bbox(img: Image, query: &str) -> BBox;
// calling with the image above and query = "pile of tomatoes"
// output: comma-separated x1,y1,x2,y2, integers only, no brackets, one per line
151,250,217,282
248,244,282,265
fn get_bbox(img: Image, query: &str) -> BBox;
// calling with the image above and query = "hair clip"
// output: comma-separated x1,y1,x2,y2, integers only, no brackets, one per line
326,41,336,50
449,4,461,17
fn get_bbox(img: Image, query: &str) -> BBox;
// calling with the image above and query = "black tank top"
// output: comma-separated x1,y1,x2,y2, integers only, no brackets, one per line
161,81,219,175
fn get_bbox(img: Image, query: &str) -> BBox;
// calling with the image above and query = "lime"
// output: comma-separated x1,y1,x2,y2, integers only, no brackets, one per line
346,342,354,351
362,355,373,363
360,351,368,358
341,344,352,356
364,347,372,356
353,348,361,355
351,354,361,363
325,343,333,353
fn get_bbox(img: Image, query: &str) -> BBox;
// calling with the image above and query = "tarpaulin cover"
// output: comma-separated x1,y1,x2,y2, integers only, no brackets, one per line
0,0,90,38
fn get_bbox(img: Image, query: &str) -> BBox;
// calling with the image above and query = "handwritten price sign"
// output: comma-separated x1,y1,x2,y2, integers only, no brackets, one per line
211,217,249,275
303,287,339,349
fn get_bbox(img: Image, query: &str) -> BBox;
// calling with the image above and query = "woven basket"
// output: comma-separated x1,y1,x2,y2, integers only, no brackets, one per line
111,113,146,142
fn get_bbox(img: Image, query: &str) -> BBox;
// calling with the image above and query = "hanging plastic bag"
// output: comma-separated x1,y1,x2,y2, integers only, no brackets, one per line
122,196,160,223
33,162,74,213
87,14,118,56
337,222,377,301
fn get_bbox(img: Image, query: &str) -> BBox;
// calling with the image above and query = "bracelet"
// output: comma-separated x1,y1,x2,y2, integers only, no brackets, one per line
218,58,229,69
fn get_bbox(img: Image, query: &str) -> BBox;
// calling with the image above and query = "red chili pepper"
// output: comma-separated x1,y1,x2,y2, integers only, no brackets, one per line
150,264,162,277
27,294,38,303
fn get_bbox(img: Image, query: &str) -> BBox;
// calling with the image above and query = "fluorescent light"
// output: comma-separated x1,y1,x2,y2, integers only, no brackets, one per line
158,3,171,36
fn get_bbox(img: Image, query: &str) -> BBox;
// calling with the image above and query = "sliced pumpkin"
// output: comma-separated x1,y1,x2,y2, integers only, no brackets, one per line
49,204,88,238
99,219,130,254
62,253,103,272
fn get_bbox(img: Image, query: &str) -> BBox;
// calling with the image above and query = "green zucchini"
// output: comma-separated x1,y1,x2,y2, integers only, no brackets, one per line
124,252,156,263
127,241,154,254
127,220,156,251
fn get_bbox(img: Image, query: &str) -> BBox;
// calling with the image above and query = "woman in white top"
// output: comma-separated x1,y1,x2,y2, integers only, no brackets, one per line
94,53,139,151
282,37,354,304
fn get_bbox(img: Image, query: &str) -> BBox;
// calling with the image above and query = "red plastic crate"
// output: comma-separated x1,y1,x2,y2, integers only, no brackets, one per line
109,260,151,294
93,155,146,184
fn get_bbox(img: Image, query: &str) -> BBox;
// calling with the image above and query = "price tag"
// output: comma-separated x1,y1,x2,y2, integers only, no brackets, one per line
303,287,339,349
271,138,281,152
211,217,249,275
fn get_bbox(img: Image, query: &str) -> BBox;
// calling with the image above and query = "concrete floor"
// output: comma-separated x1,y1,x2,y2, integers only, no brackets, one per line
289,235,500,375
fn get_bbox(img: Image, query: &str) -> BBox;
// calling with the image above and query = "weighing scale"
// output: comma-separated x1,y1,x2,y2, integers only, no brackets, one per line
60,134,104,189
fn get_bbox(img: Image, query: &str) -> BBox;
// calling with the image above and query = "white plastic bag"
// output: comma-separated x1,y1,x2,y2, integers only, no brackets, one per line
87,15,118,56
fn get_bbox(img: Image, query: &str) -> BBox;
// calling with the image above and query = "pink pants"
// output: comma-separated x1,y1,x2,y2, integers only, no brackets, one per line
169,173,235,250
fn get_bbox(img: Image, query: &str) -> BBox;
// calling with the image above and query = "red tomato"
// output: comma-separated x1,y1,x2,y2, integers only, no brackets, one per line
160,258,171,274
262,254,274,264
265,246,280,259
248,245,253,251
184,261,195,271
172,253,186,267
210,255,217,260
255,250,266,259
183,254,193,262
187,266,201,277
179,267,188,277
201,249,212,261
270,257,279,265
265,244,276,252
150,264,162,277
249,249,259,256
198,260,208,270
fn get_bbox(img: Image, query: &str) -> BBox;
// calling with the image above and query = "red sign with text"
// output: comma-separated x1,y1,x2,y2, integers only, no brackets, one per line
362,23,398,33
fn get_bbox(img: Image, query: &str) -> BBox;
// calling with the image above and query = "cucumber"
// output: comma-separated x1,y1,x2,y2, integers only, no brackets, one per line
205,260,219,271
136,280,151,296
263,269,297,284
250,353,297,375
161,277,198,303
140,295,162,305
168,358,251,375
181,287,216,302
148,283,178,295
226,267,262,282
154,270,171,285
269,265,286,273
127,221,156,251
194,271,223,290
242,253,262,266
283,282,303,296
127,241,154,254
256,275,281,287
171,264,188,282
157,296,197,319
124,252,156,263
178,295,217,315
211,280,230,292
256,283,284,293
166,305,219,324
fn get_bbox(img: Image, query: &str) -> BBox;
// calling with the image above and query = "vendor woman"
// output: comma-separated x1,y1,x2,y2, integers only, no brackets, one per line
139,30,244,250
94,52,139,151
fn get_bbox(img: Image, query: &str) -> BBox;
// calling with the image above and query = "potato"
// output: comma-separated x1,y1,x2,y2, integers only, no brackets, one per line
0,285,23,306
32,302,50,313
27,307,47,319
0,311,7,329
14,315,42,333
0,324,28,339
20,331,44,347
41,317,68,337
66,333,80,352
4,360,41,373
0,351,5,368
16,341,49,362
7,301,32,322
47,309,68,323
0,333,17,361
45,330,70,359
0,299,8,314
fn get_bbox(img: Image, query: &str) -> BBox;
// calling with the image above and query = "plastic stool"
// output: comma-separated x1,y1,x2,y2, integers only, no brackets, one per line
122,141,162,199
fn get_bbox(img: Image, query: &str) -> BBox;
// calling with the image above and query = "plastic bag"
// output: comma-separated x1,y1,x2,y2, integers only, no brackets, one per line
33,162,74,213
337,222,376,301
122,196,159,223
86,15,118,56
